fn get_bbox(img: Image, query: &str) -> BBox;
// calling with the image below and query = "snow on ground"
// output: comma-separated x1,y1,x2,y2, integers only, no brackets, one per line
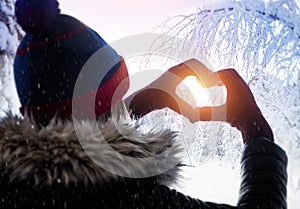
176,159,300,208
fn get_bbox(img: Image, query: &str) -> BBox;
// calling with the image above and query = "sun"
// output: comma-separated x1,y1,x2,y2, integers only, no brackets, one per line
178,76,226,108
183,76,211,107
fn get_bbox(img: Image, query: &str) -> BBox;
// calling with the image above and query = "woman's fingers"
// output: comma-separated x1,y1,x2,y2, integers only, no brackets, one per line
214,68,250,91
168,59,213,82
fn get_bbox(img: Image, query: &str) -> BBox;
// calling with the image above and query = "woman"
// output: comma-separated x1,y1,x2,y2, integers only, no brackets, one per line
0,0,287,208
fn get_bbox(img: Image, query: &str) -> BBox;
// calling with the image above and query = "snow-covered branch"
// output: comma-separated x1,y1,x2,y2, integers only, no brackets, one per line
155,0,300,82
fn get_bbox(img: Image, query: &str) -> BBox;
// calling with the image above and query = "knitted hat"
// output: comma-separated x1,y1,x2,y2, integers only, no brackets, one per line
14,2,129,124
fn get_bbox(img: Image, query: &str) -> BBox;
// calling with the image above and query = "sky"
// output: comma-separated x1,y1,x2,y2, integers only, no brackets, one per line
59,0,199,42
59,0,300,43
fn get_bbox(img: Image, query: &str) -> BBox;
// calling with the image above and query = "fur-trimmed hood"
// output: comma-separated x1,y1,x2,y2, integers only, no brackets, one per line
0,104,184,188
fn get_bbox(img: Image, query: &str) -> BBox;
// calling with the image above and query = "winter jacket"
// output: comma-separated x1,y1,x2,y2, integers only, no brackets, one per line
0,105,287,209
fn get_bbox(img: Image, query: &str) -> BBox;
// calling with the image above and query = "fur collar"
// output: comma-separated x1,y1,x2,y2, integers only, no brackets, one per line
0,104,183,187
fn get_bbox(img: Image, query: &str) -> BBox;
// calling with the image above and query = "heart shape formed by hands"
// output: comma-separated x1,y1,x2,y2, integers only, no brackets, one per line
172,60,274,142
165,58,227,123
127,58,274,142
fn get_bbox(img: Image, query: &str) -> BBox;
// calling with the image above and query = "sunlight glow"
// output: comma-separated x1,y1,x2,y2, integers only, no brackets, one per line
178,76,227,108
183,76,211,107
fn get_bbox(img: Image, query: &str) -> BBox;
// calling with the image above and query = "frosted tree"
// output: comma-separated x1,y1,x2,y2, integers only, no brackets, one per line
0,0,22,115
142,0,300,194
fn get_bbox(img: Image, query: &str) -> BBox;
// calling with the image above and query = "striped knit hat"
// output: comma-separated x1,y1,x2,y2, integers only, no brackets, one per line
14,0,129,124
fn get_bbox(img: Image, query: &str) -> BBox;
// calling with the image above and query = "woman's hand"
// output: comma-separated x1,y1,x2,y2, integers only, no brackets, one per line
197,68,274,143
